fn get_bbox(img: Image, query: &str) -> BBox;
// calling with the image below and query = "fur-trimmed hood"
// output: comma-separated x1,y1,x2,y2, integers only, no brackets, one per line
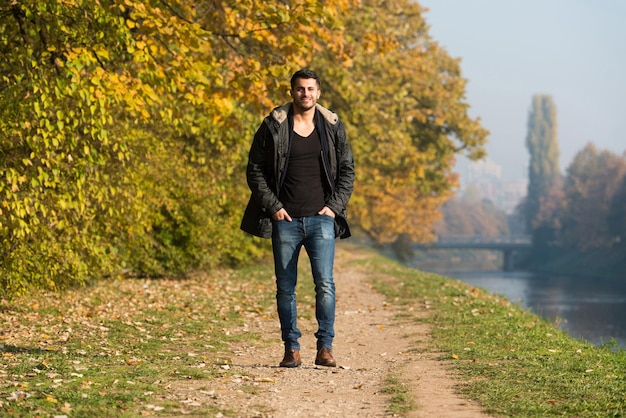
270,103,339,126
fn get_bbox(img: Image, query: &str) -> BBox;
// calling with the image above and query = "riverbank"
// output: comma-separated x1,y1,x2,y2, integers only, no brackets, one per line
1,243,624,416
524,246,626,281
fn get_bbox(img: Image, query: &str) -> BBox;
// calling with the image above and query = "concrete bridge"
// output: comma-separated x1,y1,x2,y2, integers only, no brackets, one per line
413,235,533,271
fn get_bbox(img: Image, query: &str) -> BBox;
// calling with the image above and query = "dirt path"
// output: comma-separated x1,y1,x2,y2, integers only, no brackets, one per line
177,244,491,417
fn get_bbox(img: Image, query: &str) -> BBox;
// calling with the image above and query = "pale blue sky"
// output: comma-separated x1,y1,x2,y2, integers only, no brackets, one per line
419,0,626,180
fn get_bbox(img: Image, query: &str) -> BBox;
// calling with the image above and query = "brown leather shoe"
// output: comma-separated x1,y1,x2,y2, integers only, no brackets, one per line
315,348,337,367
279,349,302,368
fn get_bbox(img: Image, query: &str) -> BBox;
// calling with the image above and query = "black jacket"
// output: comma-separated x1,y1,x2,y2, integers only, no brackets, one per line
240,103,355,239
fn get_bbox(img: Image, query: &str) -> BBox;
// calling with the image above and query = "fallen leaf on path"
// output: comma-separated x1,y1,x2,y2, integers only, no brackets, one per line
145,404,165,411
7,390,31,401
61,402,72,413
180,399,202,406
254,377,276,383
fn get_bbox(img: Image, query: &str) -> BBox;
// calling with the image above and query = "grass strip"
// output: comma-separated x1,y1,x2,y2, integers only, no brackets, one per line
382,373,415,415
0,264,278,417
351,247,626,417
3,244,624,417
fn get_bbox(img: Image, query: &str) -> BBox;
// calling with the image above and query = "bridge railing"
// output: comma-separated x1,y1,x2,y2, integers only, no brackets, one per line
435,235,532,245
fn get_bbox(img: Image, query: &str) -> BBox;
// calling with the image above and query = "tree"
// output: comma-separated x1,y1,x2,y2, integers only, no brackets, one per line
0,0,489,297
312,0,488,245
0,0,351,295
608,165,626,247
524,95,562,245
435,197,510,237
561,144,626,249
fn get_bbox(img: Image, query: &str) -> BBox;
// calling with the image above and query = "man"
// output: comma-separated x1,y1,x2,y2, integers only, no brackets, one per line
241,69,355,368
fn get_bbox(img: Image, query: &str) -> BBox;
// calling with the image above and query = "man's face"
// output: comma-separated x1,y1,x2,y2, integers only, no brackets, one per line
290,77,320,111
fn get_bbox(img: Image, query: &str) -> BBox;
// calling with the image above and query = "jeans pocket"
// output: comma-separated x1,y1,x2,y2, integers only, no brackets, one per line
320,216,335,240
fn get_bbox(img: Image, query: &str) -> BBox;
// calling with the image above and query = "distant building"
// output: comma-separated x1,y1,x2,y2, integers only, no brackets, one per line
467,158,502,183
460,158,527,214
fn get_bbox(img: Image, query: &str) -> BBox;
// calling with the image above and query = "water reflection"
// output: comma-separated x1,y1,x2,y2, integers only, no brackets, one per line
431,270,626,348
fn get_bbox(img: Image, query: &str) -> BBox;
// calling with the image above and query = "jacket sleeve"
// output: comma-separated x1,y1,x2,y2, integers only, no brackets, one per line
326,119,355,216
246,121,283,216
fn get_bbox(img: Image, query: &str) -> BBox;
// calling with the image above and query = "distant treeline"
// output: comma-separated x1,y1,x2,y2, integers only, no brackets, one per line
519,142,626,279
521,95,625,278
524,142,626,251
434,95,626,279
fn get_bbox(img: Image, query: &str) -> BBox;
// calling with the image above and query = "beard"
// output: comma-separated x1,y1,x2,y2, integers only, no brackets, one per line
294,97,316,112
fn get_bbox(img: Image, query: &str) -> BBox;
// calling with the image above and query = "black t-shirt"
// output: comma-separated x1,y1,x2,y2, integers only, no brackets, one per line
279,128,326,217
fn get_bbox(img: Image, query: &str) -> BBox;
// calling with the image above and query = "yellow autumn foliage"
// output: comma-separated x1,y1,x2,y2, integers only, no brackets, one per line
0,0,486,297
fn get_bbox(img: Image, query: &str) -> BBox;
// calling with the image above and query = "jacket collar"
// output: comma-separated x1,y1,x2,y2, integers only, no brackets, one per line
271,103,338,126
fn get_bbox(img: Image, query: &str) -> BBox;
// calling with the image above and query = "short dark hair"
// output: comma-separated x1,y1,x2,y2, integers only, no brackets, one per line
290,69,321,89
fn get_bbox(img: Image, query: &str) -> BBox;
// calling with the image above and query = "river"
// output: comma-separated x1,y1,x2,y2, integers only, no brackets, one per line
425,269,626,348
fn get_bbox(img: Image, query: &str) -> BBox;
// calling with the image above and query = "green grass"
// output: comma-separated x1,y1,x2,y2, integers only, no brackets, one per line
3,244,624,417
0,265,278,417
382,374,415,414
349,247,626,417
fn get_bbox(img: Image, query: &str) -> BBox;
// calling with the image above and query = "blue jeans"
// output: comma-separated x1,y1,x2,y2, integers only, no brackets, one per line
272,215,336,351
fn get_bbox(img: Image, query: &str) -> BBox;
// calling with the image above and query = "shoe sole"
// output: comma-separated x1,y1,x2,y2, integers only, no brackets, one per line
280,362,302,368
314,361,337,367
